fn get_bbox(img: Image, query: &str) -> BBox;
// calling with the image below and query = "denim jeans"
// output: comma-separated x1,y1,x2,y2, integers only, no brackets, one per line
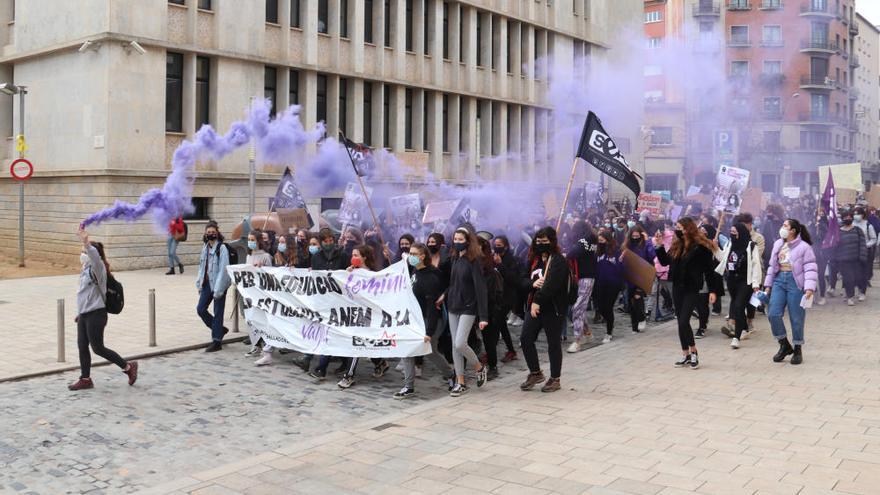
167,236,181,269
197,285,226,342
768,271,805,345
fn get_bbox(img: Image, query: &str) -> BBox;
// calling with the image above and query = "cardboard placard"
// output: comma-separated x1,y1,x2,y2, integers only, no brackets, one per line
783,186,801,199
622,250,657,294
837,188,858,205
636,193,663,215
277,208,311,233
866,188,880,208
740,188,763,214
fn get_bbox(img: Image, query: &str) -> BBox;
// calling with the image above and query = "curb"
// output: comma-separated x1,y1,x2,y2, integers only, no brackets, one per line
0,335,248,384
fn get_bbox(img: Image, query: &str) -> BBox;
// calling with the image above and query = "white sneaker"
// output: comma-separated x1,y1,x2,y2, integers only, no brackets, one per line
741,329,753,340
730,338,740,349
827,288,836,297
415,366,423,378
602,334,613,344
638,321,647,331
566,340,581,353
847,298,855,306
583,333,594,343
510,315,523,327
254,353,273,366
244,346,260,357
858,293,866,302
395,361,404,372
817,297,827,306
337,375,355,389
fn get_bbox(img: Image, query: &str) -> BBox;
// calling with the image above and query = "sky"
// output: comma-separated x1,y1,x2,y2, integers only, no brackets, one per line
857,0,880,27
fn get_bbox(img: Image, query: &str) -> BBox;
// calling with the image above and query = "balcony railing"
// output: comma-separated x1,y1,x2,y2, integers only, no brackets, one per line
729,37,752,47
800,75,836,89
800,40,839,52
800,2,834,16
728,1,751,10
798,112,839,124
693,2,721,16
760,0,783,9
759,73,785,86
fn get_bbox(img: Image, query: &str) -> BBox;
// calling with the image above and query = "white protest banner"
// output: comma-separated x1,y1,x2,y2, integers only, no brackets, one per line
712,165,750,214
782,187,801,199
337,182,373,226
422,199,462,224
636,193,662,215
227,260,431,358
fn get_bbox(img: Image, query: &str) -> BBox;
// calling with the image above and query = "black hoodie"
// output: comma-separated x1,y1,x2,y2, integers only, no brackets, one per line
412,265,443,336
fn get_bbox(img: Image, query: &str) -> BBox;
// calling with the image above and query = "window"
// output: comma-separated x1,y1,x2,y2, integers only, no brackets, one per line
364,82,373,146
318,0,328,34
264,67,277,117
185,198,210,220
800,130,831,149
289,70,299,105
316,74,327,123
365,0,374,42
730,26,749,44
491,15,499,70
811,21,828,44
423,92,430,151
442,94,449,152
196,57,210,129
383,85,390,148
339,78,348,136
442,2,449,58
339,0,348,37
646,37,662,49
405,88,413,149
763,60,782,74
168,0,184,4
406,0,414,51
460,6,465,61
763,131,780,150
761,173,779,194
424,0,430,55
650,127,673,145
507,23,514,73
477,12,484,66
811,93,828,116
729,0,749,9
763,97,781,116
198,0,212,9
165,52,183,133
384,0,392,47
291,0,301,27
762,25,782,45
645,11,662,23
266,0,279,23
730,60,749,76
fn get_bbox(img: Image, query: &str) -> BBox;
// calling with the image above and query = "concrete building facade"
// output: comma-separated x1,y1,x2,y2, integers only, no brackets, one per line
0,0,642,269
854,12,879,185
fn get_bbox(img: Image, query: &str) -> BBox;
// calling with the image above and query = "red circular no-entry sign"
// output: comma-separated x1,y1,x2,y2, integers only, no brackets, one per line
10,158,33,181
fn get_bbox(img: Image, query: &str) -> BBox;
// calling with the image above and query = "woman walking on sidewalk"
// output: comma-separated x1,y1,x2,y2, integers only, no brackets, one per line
622,225,655,334
519,227,571,393
764,219,818,365
593,232,625,344
196,221,231,352
245,231,277,366
566,221,598,353
836,210,868,306
166,216,185,275
654,218,719,370
715,223,762,349
69,228,138,391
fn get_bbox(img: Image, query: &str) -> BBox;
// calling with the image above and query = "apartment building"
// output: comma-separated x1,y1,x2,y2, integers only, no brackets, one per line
0,0,641,268
854,12,879,185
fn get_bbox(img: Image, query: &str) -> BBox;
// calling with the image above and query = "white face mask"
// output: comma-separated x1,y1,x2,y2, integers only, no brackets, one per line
779,227,790,240
80,253,90,266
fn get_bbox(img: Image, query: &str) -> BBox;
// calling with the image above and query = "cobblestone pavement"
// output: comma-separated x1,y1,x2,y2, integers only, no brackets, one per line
0,305,635,495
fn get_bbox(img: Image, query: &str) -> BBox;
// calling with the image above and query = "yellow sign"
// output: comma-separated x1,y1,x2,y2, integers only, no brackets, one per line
15,134,27,154
819,163,862,192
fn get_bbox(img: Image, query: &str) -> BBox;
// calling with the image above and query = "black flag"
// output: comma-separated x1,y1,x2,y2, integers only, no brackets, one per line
340,133,375,177
272,167,314,227
575,111,641,199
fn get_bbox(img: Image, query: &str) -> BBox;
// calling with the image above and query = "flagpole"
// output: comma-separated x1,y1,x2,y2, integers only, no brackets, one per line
339,131,384,245
556,157,580,233
261,199,276,231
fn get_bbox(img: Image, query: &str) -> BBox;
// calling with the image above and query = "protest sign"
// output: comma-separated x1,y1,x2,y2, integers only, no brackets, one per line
387,193,423,238
837,188,858,205
782,187,801,199
686,185,701,197
669,205,683,221
712,165,750,214
337,182,373,226
819,163,862,192
652,190,672,201
543,191,560,219
622,250,656,294
866,188,880,208
636,193,662,215
227,260,432,358
277,208,311,233
422,199,462,224
740,188,763,215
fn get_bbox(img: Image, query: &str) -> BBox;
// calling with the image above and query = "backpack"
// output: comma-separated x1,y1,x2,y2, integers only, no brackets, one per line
90,270,124,314
179,221,188,242
220,242,239,265
487,268,505,307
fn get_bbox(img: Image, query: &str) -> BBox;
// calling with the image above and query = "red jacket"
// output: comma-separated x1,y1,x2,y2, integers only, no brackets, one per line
169,217,185,236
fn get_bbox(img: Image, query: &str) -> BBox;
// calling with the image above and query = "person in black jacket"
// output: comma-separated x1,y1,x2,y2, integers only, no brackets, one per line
654,217,719,370
437,227,489,396
311,228,347,271
480,237,508,381
566,221,598,352
519,227,570,393
492,235,521,363
836,210,868,305
395,243,450,399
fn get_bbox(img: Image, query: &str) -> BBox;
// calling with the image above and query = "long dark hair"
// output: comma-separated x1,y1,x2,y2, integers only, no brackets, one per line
670,217,714,259
597,231,617,257
452,227,483,262
785,218,813,245
528,227,561,266
623,225,646,250
90,241,111,274
248,229,268,254
202,220,225,244
477,237,495,273
353,244,380,271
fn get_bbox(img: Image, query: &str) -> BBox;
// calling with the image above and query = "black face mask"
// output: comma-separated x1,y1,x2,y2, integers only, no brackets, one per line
399,245,410,254
535,244,551,254
675,230,684,239
842,218,854,226
345,240,356,248
205,233,218,242
427,245,440,254
493,246,505,254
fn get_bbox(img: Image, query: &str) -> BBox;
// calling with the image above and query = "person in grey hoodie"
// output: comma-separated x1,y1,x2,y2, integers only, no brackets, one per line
68,228,138,391
196,221,232,352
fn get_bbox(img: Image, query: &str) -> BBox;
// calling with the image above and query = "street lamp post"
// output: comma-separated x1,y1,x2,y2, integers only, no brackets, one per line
248,96,256,218
1,83,27,268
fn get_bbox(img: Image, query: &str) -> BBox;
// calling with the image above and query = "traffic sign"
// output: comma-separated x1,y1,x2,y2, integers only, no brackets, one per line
10,158,33,181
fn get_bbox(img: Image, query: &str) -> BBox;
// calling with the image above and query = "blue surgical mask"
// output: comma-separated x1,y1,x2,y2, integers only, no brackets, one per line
627,221,636,229
278,243,287,253
453,242,467,252
247,241,257,250
604,223,612,228
308,245,320,255
407,255,420,267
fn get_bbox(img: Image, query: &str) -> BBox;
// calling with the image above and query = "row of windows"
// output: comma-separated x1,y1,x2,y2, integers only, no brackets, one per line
167,54,547,157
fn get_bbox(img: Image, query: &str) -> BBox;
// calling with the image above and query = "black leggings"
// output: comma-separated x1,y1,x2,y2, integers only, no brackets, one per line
672,289,699,350
483,312,504,367
595,283,622,335
727,277,752,339
696,293,710,330
497,306,515,352
629,287,646,332
520,309,565,378
77,308,127,378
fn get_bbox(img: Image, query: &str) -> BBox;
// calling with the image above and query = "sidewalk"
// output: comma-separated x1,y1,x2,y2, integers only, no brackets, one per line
0,267,241,381
139,292,880,495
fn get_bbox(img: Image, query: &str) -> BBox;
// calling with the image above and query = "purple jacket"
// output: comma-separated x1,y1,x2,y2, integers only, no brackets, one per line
763,237,818,292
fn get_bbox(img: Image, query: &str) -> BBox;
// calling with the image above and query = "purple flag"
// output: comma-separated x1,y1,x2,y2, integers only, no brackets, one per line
821,171,840,249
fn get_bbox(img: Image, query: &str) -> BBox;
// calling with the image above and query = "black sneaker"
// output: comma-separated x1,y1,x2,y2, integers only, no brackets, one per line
449,383,468,397
308,369,326,381
720,326,733,337
447,378,456,392
689,353,700,370
476,365,488,387
205,341,222,353
393,387,415,399
487,367,500,381
674,354,691,367
372,360,390,378
695,328,706,339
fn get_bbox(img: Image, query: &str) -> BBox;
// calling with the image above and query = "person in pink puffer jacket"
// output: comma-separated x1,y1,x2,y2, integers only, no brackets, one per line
763,218,818,366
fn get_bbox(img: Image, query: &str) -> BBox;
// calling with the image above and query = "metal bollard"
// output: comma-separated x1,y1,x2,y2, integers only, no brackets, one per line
232,290,240,333
56,299,65,362
148,289,156,347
